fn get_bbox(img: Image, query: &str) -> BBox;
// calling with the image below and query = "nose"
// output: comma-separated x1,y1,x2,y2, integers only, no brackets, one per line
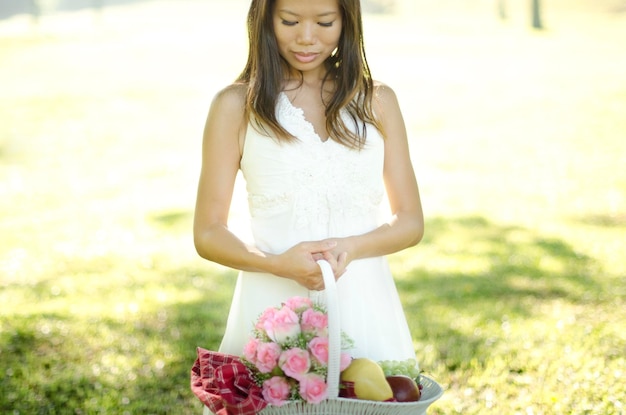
297,22,316,45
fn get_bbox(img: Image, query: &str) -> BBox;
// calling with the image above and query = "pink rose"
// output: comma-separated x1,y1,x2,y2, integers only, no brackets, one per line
262,376,291,406
255,342,282,373
242,337,259,363
256,307,278,332
301,308,328,337
279,348,311,380
284,296,313,311
299,373,328,404
308,336,329,366
340,352,352,371
264,306,301,343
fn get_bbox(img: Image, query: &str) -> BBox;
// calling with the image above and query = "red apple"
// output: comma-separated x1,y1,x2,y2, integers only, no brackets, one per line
385,375,421,402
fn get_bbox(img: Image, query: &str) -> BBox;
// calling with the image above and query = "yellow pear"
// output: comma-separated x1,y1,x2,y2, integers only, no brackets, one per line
340,358,393,401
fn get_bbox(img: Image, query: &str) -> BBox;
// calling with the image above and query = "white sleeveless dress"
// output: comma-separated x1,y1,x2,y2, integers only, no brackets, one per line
217,93,417,364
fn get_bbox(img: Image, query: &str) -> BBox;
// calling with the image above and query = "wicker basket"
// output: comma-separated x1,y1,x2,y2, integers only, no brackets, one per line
199,259,443,414
257,376,442,415
255,260,443,415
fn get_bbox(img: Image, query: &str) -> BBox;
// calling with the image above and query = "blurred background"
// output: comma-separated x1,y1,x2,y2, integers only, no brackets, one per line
1,0,625,414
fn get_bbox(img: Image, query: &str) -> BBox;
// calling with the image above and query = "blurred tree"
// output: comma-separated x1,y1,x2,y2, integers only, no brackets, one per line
497,0,507,20
496,0,544,29
23,0,106,23
531,0,543,29
28,0,40,22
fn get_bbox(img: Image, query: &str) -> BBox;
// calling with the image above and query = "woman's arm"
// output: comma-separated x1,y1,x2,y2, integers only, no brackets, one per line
330,83,424,265
193,85,339,289
193,84,256,268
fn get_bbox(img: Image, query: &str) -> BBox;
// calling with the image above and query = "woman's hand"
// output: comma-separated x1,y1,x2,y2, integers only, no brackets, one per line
316,237,352,277
270,240,348,290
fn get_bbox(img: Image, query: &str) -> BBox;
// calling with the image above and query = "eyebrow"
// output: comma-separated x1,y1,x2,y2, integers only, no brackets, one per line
278,9,338,17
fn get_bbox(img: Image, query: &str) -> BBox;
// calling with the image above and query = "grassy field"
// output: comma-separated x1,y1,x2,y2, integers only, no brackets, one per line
1,1,625,414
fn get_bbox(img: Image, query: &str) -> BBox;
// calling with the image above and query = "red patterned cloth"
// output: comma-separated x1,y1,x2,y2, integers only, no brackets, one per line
190,348,268,415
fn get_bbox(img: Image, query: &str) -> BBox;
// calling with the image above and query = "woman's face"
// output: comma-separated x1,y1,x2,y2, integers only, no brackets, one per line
272,0,343,77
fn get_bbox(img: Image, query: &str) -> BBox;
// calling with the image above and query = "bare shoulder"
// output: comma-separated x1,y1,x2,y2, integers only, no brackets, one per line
203,83,249,156
373,80,400,105
372,80,402,123
205,83,248,144
211,83,247,115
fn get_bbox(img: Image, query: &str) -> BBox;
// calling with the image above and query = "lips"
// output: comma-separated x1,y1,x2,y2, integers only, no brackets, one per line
294,52,319,63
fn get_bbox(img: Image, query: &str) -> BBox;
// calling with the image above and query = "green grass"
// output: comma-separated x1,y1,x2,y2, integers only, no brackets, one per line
1,1,625,414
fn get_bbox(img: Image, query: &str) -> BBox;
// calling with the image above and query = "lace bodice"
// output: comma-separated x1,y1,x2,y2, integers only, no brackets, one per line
240,93,386,253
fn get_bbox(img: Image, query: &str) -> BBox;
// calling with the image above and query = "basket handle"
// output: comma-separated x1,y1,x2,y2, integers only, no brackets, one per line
316,259,342,399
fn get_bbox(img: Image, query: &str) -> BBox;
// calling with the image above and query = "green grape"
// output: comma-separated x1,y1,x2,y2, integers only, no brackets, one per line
378,358,420,378
378,359,419,377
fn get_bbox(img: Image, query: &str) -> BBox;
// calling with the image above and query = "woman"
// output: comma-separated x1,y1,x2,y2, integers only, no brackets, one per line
194,0,423,372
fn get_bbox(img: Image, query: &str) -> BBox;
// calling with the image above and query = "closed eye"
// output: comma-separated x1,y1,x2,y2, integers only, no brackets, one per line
281,19,298,26
318,21,335,27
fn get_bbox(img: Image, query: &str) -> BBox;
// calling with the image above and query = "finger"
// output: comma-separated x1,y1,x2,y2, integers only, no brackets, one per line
337,251,347,267
309,240,337,253
336,252,348,278
311,253,324,261
320,250,338,269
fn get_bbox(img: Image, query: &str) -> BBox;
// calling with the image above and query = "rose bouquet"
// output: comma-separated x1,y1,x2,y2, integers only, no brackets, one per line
241,296,353,406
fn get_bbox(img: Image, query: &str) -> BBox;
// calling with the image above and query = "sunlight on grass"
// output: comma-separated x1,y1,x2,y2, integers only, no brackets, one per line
1,1,625,414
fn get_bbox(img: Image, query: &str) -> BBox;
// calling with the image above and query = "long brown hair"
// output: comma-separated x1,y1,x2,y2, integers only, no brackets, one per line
237,0,384,148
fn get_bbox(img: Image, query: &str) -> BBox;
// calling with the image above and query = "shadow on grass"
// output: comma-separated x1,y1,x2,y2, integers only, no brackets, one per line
575,212,626,228
399,215,603,306
0,263,237,414
0,215,611,413
392,215,608,375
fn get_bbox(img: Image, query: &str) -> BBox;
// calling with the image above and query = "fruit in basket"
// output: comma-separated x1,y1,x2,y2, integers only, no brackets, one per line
340,358,393,401
379,358,421,378
386,375,421,402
